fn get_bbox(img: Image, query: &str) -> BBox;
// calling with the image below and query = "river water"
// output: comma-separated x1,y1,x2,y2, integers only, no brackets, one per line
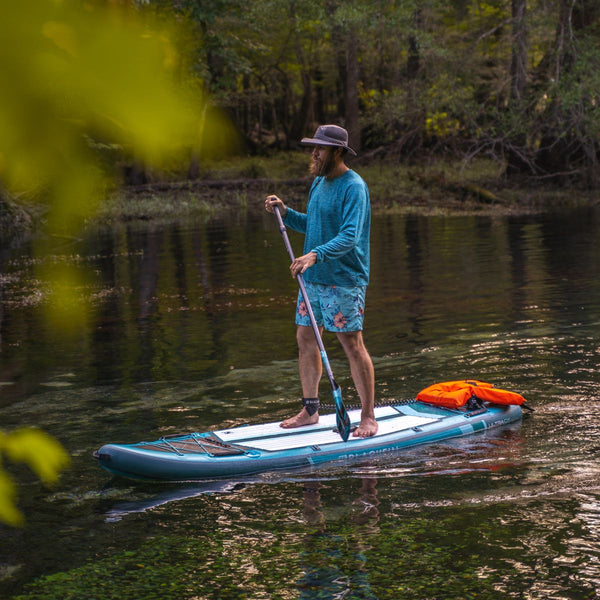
1,207,600,599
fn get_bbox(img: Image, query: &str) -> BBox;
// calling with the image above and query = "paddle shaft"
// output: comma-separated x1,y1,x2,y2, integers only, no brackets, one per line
273,206,351,442
273,207,337,389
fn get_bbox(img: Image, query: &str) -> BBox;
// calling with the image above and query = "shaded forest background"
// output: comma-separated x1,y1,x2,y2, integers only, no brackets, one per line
148,0,600,187
2,0,600,228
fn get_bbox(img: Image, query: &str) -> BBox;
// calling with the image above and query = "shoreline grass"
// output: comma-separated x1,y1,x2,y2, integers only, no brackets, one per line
6,153,598,235
94,154,597,225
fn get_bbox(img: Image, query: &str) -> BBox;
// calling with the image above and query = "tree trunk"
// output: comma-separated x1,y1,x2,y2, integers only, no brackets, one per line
289,3,315,141
510,0,527,104
345,32,360,154
406,8,421,80
290,68,314,142
325,0,346,119
505,0,530,176
403,8,423,158
533,0,600,182
406,6,421,82
314,67,325,124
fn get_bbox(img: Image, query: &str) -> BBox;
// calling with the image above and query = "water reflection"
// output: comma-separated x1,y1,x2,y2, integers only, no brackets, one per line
3,207,600,599
103,479,247,523
298,478,380,599
2,209,600,399
571,492,600,591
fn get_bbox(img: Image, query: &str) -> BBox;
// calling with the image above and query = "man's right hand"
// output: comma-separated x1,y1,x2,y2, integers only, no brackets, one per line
265,195,287,217
290,252,317,277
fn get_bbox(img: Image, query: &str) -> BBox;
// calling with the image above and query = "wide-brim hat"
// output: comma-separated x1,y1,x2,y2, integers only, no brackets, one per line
300,124,357,156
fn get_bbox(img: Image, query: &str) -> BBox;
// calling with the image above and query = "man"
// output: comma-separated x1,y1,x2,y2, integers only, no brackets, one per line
265,124,377,438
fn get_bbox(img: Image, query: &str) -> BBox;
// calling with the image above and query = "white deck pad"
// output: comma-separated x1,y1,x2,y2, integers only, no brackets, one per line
214,406,439,452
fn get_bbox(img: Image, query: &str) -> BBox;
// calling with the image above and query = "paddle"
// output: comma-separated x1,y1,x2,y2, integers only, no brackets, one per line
273,205,351,442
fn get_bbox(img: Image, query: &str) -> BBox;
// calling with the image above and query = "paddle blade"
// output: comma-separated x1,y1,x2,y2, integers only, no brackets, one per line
333,385,351,442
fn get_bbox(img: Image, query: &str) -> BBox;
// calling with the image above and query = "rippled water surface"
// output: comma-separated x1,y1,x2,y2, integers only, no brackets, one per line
1,207,600,599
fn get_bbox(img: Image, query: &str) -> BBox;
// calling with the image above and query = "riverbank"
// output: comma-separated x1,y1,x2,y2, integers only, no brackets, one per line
96,154,598,225
3,154,598,236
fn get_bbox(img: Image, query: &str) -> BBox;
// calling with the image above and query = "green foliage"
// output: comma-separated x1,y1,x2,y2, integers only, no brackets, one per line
554,37,600,130
0,469,21,527
152,0,600,183
0,428,70,526
425,112,461,139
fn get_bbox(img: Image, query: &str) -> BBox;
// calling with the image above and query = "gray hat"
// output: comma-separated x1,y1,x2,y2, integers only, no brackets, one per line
300,124,357,156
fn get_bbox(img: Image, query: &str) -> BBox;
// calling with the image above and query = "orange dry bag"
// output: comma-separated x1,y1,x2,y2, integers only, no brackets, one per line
416,380,526,409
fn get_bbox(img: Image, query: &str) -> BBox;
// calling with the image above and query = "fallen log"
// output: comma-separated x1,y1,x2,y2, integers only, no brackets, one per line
409,171,505,204
123,177,312,194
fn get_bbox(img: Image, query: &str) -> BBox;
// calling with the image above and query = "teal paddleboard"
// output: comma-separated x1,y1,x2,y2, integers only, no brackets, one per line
94,400,522,481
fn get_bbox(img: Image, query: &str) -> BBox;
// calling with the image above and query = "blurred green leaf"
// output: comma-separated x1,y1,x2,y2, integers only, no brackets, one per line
0,468,24,527
3,428,71,486
0,427,70,526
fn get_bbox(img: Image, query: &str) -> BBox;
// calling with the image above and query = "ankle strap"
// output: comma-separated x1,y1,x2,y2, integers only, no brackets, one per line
302,397,319,416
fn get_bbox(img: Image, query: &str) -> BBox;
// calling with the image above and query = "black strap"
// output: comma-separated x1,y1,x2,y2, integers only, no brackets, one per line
302,397,319,416
466,395,484,411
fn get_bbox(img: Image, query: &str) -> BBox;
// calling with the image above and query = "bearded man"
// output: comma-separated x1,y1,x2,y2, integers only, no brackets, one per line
265,124,377,438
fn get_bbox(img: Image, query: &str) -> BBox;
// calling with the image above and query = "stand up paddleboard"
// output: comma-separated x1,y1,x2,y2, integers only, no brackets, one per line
94,400,523,481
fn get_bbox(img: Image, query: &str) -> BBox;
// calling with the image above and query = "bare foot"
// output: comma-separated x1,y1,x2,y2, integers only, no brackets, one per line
280,408,319,429
353,416,378,438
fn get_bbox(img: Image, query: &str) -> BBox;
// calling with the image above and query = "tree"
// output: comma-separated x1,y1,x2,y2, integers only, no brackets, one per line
134,1,600,185
510,0,527,103
505,0,530,176
531,0,600,183
325,0,365,151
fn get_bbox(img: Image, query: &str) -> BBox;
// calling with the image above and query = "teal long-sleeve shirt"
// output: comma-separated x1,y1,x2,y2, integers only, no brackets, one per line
283,169,370,287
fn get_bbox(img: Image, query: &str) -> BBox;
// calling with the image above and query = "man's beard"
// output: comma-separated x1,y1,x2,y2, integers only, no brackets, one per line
309,149,335,177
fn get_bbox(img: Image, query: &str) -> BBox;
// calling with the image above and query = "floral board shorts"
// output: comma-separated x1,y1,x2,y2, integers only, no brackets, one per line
295,282,366,332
